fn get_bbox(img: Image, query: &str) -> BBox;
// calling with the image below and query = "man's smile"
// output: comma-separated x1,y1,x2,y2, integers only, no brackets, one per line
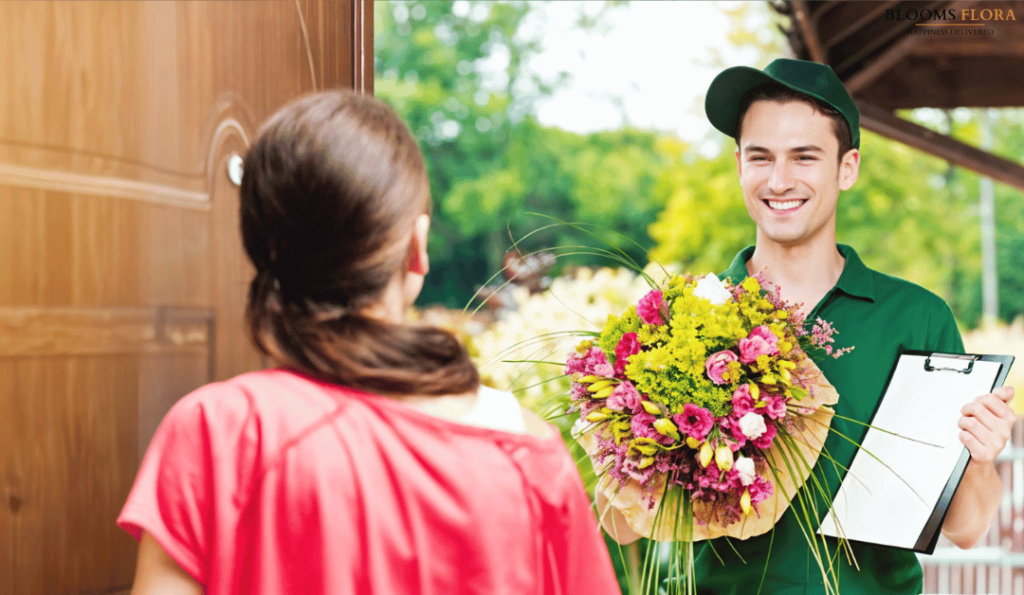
763,198,808,212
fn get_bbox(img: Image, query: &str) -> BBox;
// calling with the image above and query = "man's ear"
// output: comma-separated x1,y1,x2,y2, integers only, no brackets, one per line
735,147,743,177
838,148,860,191
408,213,430,275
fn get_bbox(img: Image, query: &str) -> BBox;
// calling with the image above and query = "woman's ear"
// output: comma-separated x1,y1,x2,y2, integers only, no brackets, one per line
407,214,430,275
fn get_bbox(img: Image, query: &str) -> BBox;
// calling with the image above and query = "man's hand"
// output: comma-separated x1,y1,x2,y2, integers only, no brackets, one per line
957,386,1017,464
942,386,1017,549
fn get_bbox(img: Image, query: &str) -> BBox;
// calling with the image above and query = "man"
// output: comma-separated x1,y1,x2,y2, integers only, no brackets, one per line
689,58,1017,594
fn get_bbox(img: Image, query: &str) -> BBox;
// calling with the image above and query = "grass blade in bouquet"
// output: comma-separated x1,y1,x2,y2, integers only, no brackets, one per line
566,271,854,594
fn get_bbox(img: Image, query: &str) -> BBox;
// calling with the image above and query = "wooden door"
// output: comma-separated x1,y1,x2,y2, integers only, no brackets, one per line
0,1,373,592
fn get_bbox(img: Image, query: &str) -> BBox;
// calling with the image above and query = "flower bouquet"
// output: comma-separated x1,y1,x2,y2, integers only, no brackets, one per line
566,271,851,592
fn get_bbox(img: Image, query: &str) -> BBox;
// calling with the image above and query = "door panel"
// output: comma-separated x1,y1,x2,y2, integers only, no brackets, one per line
0,1,373,592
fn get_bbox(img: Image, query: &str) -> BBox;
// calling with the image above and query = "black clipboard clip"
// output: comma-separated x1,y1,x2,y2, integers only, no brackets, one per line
924,353,979,374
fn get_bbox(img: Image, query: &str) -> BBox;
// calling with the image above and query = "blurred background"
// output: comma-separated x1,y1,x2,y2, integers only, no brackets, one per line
376,2,1024,593
0,1,1022,594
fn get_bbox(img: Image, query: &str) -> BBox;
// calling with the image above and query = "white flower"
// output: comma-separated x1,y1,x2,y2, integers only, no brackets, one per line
693,273,732,306
739,412,767,440
735,456,757,486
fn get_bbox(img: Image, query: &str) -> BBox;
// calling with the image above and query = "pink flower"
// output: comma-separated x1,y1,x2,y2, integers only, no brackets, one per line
764,395,788,420
637,289,666,325
751,423,777,449
606,381,642,414
614,332,641,375
720,414,747,448
738,325,779,364
705,350,738,385
674,404,714,441
730,384,755,416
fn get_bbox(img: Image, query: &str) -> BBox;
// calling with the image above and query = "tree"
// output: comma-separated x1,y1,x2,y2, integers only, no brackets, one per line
376,1,665,307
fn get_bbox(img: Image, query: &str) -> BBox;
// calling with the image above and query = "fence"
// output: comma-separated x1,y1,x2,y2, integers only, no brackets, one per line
921,419,1024,594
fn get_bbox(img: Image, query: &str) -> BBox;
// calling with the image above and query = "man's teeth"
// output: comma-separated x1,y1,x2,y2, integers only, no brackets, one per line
768,200,803,211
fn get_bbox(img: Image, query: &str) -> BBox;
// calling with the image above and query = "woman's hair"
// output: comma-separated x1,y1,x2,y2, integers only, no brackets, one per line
240,91,480,396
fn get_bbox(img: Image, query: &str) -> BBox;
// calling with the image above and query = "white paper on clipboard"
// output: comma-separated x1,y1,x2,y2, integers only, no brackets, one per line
817,354,1003,550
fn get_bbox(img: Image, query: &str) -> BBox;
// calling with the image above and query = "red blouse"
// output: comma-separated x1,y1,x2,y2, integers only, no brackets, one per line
118,368,620,594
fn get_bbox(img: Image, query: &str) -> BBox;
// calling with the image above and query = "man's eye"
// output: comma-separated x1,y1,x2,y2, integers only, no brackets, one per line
797,155,816,161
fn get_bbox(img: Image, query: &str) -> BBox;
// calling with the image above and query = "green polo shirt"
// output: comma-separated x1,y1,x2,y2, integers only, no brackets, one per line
691,244,965,595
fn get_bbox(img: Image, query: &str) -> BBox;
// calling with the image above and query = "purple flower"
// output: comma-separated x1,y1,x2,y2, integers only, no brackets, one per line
565,346,614,378
674,404,714,441
631,411,674,446
614,332,641,376
747,475,773,504
637,289,666,326
738,325,780,364
705,350,738,385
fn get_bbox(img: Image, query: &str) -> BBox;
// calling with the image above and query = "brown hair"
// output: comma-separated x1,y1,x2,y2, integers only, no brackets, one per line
735,83,854,163
240,91,480,396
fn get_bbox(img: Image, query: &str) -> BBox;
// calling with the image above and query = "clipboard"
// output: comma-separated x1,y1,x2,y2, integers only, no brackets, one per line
816,350,1014,554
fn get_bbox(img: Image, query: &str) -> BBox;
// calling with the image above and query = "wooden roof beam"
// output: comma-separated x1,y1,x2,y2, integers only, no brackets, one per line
820,1,901,50
834,0,955,75
841,1,978,93
792,0,827,62
857,100,1024,192
844,34,925,94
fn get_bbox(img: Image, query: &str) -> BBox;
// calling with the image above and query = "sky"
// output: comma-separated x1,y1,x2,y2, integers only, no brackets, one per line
525,1,779,148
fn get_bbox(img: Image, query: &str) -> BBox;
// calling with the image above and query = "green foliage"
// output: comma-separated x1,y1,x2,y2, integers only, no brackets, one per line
648,139,751,272
376,1,668,307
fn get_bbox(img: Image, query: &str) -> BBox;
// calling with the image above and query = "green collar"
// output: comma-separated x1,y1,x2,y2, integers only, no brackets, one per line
721,244,876,303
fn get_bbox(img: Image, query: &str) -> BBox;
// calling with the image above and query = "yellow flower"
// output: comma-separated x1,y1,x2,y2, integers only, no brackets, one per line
686,436,700,449
749,382,760,400
715,445,734,471
741,277,761,293
741,489,752,515
653,418,681,442
641,401,662,415
699,441,713,467
630,439,659,456
776,310,789,320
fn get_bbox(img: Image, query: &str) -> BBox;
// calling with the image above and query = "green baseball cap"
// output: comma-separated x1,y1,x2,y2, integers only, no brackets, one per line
705,58,860,149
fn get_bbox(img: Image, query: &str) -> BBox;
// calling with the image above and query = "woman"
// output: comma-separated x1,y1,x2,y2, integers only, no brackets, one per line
117,91,620,595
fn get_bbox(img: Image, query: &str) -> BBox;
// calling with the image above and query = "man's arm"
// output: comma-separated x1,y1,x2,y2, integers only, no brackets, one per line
941,386,1017,549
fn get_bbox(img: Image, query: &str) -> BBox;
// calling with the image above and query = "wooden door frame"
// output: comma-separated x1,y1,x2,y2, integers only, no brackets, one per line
352,0,373,94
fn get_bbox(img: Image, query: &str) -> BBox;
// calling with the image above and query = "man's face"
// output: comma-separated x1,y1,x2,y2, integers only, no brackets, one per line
735,100,859,248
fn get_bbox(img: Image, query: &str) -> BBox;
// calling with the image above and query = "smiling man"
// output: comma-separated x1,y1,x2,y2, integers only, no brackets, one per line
690,58,1017,595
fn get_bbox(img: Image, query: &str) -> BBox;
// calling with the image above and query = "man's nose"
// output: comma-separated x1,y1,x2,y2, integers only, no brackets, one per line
767,162,796,195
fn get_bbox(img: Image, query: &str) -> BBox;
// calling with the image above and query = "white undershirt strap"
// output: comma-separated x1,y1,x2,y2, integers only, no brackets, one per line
460,385,527,433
